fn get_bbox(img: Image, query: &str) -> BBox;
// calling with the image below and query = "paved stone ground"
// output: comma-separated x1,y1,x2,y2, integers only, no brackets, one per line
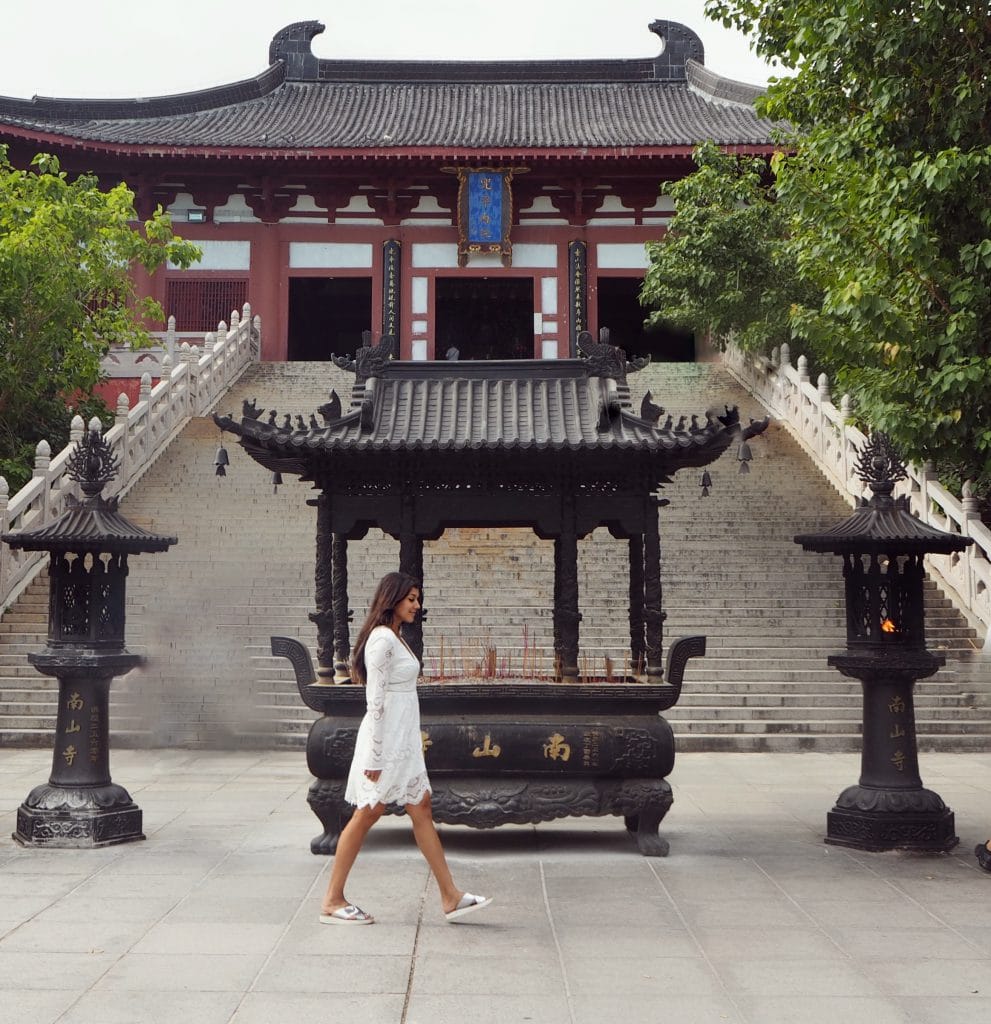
1,749,990,1023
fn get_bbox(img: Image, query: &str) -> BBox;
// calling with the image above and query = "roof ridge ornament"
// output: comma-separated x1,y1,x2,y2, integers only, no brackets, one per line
577,329,649,381
331,332,395,379
269,21,325,81
266,18,704,86
577,330,627,381
648,20,705,81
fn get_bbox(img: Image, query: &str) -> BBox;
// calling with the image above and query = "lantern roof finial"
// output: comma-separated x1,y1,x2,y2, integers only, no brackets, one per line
67,426,120,499
794,432,972,556
854,432,906,503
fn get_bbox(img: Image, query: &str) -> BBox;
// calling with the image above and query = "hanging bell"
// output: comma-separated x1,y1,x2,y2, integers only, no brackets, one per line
737,439,752,475
272,471,283,494
214,444,230,477
700,470,712,497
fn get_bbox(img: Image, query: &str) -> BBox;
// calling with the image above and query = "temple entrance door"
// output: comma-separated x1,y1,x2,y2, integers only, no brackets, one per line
435,277,534,359
287,277,372,361
596,276,695,361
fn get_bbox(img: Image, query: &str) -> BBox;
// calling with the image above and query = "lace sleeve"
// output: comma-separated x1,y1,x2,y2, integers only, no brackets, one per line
363,629,394,770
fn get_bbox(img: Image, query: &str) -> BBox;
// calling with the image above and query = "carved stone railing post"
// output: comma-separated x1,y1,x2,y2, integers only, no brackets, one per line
115,393,130,486
32,441,52,524
0,477,9,599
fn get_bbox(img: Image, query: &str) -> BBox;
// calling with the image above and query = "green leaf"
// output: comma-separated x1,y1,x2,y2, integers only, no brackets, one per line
0,149,201,486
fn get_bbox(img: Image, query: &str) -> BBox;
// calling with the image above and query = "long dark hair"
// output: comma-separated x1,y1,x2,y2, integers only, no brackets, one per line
350,571,420,684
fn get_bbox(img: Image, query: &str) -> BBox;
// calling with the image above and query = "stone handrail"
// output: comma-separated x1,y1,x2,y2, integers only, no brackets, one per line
0,304,260,610
724,343,990,649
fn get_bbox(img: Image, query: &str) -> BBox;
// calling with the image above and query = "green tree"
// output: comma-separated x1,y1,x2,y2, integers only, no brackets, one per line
0,148,200,491
646,2,991,495
640,141,820,355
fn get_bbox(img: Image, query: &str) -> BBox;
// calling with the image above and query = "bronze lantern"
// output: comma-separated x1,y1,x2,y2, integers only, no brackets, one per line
2,423,176,847
795,433,971,852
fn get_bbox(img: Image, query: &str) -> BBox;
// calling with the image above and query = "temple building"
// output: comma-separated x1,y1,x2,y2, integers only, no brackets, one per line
0,19,776,364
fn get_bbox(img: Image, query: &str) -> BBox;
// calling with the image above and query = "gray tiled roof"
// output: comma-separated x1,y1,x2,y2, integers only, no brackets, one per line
295,374,667,451
795,498,972,554
0,78,774,150
2,502,177,553
0,20,776,152
216,360,737,478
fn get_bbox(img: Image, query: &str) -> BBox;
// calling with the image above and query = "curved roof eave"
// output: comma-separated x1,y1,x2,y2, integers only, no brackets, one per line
0,122,779,163
0,62,287,122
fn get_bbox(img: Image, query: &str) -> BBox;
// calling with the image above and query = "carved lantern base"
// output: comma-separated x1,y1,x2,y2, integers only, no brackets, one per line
825,784,957,853
14,783,144,848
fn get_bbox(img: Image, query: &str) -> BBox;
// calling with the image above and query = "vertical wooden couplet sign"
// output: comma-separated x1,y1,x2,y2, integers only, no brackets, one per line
568,240,588,357
382,239,401,339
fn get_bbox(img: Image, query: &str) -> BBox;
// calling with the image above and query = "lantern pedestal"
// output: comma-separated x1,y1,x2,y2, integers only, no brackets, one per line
14,653,145,848
824,650,957,853
1,423,176,851
795,432,972,856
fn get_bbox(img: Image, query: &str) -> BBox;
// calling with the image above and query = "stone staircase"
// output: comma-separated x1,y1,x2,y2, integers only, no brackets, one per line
0,360,984,751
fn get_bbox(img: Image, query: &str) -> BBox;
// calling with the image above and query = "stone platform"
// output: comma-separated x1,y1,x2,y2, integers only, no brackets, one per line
1,748,991,1023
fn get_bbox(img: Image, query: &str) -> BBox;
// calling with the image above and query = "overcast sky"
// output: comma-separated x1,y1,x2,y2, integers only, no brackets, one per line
0,0,783,99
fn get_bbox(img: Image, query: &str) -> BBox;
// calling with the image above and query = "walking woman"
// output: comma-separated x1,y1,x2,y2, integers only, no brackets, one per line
320,571,492,925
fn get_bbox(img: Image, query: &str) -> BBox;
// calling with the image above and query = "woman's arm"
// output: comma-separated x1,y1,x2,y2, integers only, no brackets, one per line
363,629,394,771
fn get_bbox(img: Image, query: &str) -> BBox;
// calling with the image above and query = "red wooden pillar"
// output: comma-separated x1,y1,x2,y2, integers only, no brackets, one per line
250,226,285,360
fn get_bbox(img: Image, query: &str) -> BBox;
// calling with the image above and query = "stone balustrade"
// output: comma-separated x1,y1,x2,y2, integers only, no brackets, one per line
0,305,260,610
724,343,991,650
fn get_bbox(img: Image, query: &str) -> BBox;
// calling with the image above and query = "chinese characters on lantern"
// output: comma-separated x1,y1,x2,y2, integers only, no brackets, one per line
889,694,910,772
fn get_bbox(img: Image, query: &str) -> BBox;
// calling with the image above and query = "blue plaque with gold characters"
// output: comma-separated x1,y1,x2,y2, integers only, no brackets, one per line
466,171,503,244
453,166,526,267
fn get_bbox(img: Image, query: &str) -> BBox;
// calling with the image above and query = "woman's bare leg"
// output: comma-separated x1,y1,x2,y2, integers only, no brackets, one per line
322,804,385,914
405,792,462,912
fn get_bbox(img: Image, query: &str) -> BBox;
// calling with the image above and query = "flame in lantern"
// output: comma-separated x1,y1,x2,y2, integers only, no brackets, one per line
881,618,897,634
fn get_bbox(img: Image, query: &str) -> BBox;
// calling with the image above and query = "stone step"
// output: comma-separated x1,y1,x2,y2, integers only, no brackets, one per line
673,695,976,710
670,717,991,735
676,680,972,696
665,704,980,721
1,359,983,751
671,733,991,753
0,729,55,748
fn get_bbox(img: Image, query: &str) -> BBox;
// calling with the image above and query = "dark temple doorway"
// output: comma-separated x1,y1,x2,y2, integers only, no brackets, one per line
435,277,534,360
596,276,695,362
288,277,372,361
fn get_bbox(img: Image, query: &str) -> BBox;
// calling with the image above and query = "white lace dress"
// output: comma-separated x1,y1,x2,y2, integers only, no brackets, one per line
344,625,431,809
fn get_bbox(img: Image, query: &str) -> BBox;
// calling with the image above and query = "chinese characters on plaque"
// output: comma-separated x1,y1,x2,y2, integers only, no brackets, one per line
421,729,606,767
382,240,401,338
453,168,525,268
568,240,588,355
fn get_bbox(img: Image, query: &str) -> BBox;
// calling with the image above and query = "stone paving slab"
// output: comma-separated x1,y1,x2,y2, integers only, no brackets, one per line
0,749,990,1023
